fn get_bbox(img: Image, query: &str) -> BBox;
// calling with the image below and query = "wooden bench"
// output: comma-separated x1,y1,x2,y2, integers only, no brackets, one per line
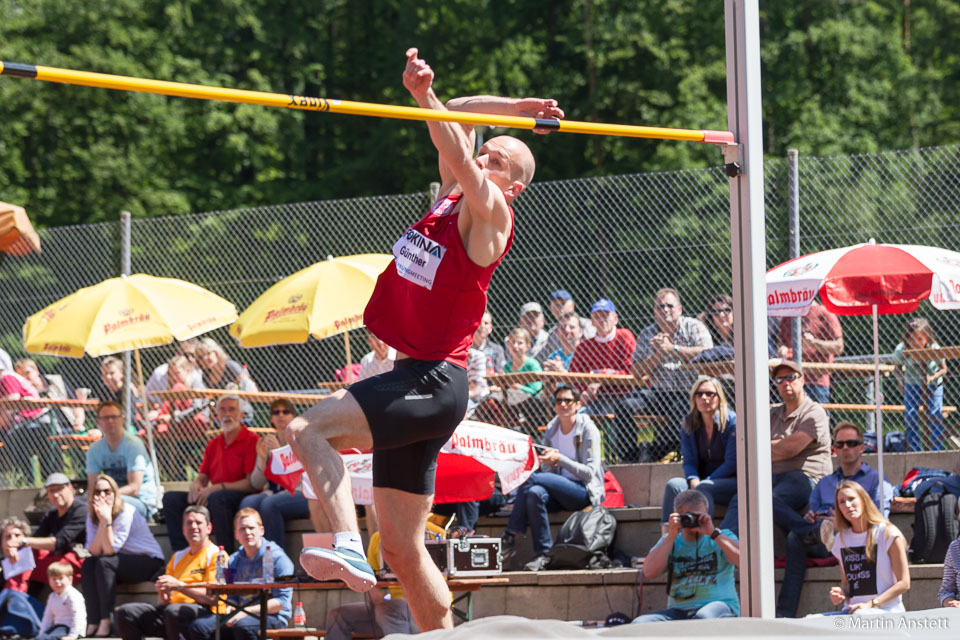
822,402,958,417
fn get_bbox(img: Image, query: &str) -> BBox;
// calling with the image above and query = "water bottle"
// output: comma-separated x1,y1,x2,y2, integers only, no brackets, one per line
215,546,228,584
292,602,306,629
262,543,275,584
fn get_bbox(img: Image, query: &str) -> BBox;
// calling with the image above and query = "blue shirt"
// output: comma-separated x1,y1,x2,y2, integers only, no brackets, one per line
808,462,892,517
545,348,575,370
666,529,740,615
228,540,295,623
86,433,157,509
680,410,737,482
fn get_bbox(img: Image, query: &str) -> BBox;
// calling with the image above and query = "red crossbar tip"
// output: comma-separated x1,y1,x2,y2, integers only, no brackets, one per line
700,130,736,145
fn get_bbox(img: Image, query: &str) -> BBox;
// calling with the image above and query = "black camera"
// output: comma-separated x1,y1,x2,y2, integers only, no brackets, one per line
678,513,701,529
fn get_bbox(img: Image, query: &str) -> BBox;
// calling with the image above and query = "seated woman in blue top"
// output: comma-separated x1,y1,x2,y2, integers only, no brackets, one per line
660,376,737,532
82,474,164,637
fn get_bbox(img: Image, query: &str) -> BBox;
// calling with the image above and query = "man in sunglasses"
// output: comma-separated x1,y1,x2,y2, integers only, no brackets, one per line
720,360,830,538
776,420,892,617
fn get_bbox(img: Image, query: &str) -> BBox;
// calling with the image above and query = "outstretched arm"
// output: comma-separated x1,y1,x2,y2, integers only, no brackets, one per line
403,48,561,202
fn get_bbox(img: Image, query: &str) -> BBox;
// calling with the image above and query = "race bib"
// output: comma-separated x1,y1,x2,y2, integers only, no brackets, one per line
392,228,446,290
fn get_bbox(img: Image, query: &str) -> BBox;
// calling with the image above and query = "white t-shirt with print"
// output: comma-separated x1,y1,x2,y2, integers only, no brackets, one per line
831,522,906,612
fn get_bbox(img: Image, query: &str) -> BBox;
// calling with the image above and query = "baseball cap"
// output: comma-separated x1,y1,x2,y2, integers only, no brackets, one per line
590,298,616,314
44,472,71,487
771,359,803,378
519,302,543,316
550,289,572,301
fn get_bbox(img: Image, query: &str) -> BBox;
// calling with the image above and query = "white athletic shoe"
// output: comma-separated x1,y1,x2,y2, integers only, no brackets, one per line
300,546,377,592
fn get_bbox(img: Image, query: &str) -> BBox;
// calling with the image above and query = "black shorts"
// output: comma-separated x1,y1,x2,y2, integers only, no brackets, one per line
348,358,468,495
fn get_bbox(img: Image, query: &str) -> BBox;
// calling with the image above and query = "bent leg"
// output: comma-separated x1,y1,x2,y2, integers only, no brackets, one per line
374,598,419,636
693,601,736,619
324,602,381,640
286,389,373,533
115,602,164,640
162,491,190,551
631,608,685,623
771,471,815,534
661,477,689,525
163,603,208,640
375,486,452,632
206,490,248,552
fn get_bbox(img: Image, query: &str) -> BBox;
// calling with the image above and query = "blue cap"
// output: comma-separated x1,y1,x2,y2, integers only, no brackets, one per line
591,298,616,314
551,289,572,301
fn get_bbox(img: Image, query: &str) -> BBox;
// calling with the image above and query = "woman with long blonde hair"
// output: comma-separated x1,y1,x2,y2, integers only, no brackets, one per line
822,480,910,615
658,376,737,533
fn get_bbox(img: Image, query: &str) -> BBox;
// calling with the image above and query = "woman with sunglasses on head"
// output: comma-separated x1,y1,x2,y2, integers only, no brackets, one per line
659,376,737,534
500,384,606,572
817,480,910,616
81,474,164,637
239,399,311,547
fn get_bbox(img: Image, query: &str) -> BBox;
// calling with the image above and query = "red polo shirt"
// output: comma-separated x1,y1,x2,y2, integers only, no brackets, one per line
199,426,259,485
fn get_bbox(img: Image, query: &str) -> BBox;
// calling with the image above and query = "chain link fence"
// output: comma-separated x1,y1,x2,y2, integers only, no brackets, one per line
2,144,960,487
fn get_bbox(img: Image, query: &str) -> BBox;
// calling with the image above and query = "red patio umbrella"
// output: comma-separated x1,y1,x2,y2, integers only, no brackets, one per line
767,239,960,489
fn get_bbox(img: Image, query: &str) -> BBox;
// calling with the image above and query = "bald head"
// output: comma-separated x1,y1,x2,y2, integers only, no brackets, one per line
489,135,536,187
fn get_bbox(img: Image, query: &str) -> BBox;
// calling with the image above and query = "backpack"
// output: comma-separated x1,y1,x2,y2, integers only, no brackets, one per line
898,466,952,497
600,471,625,509
909,483,960,564
545,505,617,569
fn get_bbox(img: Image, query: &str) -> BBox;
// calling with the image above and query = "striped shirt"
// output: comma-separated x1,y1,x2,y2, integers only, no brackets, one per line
939,538,960,605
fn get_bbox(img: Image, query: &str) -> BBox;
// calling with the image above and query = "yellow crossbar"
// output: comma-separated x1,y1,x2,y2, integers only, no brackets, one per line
0,61,735,145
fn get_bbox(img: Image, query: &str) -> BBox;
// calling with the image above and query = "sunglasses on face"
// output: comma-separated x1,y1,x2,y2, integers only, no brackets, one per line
774,374,802,384
554,397,577,406
271,409,294,416
656,303,676,310
710,307,733,315
93,487,113,496
694,391,718,399
834,440,863,449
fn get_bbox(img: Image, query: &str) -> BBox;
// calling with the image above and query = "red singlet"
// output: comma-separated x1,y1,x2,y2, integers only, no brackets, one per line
364,193,513,368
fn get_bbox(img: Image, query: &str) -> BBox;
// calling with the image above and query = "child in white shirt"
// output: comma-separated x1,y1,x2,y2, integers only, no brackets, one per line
37,562,85,640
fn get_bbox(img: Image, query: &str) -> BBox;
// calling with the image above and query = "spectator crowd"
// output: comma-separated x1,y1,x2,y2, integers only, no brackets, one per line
0,290,958,633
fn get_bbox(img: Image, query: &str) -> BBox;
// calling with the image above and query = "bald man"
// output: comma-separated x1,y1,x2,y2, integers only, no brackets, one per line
286,48,562,632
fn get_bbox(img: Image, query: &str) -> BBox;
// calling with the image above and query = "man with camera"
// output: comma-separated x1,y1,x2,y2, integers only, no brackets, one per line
632,489,740,622
775,420,891,618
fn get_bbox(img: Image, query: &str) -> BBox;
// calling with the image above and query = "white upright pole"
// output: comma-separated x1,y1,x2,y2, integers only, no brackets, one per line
873,304,885,495
725,0,774,618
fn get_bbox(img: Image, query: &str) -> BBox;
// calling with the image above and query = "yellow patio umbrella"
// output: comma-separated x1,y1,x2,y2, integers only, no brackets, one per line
23,273,239,487
229,253,392,381
23,274,238,357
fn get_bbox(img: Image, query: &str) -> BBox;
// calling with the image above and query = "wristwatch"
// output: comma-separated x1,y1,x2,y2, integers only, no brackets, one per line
710,529,721,540
672,344,680,355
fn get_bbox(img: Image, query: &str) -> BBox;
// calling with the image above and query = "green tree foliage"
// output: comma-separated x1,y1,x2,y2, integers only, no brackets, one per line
0,0,956,227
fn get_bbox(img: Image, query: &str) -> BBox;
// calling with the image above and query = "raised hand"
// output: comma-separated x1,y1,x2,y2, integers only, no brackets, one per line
403,48,434,99
517,98,565,134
